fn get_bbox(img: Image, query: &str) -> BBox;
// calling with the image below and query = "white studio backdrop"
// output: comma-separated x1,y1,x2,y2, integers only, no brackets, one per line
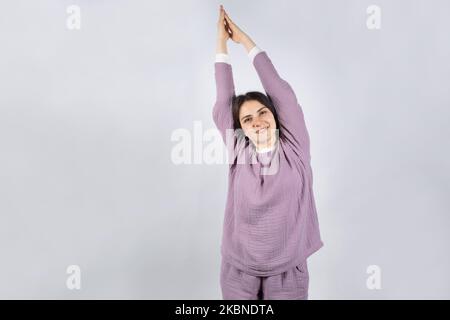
0,0,449,299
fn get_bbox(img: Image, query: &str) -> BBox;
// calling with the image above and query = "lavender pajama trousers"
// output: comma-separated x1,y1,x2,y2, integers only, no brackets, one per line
220,259,309,300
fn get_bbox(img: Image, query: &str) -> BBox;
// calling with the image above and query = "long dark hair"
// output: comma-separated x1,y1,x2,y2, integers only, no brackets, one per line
231,91,280,141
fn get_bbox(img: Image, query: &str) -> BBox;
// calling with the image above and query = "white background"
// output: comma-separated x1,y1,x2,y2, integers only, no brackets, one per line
0,0,449,299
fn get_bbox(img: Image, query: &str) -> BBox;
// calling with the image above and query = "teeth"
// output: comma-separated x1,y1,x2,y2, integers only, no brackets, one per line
257,128,267,134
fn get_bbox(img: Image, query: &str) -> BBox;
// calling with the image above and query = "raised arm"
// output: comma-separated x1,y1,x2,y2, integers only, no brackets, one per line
224,10,311,161
251,47,311,161
212,5,235,147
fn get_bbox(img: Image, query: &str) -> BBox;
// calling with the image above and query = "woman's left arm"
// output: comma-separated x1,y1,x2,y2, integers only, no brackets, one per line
249,44,311,161
223,10,311,160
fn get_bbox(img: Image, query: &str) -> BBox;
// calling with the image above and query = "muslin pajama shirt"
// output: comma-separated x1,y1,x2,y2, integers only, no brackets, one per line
212,46,324,300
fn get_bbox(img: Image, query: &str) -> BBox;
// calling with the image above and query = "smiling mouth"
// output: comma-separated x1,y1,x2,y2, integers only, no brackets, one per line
256,127,268,134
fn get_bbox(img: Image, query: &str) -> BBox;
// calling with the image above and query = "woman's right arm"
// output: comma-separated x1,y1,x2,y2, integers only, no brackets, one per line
212,6,235,146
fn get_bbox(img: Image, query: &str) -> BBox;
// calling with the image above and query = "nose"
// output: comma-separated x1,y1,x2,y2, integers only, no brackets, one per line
252,119,265,128
252,120,268,134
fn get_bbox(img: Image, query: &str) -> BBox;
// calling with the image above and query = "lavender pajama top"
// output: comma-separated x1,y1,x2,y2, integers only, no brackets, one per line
212,46,324,277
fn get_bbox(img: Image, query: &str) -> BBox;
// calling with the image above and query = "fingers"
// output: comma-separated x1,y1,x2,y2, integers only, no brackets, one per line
218,5,224,23
223,11,234,26
225,21,233,37
223,14,232,35
218,5,233,38
219,5,232,24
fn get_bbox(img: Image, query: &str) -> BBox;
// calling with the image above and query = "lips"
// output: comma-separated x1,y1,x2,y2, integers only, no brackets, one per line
256,127,268,134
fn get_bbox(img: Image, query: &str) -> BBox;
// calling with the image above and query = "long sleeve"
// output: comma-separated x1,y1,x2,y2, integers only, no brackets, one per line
252,50,311,161
212,57,235,147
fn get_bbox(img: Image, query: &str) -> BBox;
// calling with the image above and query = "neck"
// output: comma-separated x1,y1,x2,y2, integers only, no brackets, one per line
255,136,277,153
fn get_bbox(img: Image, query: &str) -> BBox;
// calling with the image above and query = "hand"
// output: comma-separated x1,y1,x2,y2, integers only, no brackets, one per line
223,9,248,44
217,5,231,42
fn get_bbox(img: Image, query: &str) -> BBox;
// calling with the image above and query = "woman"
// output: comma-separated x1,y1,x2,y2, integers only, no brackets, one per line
213,5,324,300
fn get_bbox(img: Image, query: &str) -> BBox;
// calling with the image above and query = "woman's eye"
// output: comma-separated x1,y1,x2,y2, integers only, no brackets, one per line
244,118,250,123
260,111,266,115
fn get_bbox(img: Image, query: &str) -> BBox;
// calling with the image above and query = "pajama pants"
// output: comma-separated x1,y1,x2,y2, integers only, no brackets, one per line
220,259,309,300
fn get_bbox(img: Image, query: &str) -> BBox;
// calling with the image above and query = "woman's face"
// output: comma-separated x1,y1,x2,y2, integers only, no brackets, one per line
239,100,277,147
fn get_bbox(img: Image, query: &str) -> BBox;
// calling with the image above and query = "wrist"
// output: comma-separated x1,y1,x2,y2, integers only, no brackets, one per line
241,36,256,53
216,38,228,54
217,38,228,47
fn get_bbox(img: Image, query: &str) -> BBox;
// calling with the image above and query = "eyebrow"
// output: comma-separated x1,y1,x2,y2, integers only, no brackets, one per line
240,107,267,121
